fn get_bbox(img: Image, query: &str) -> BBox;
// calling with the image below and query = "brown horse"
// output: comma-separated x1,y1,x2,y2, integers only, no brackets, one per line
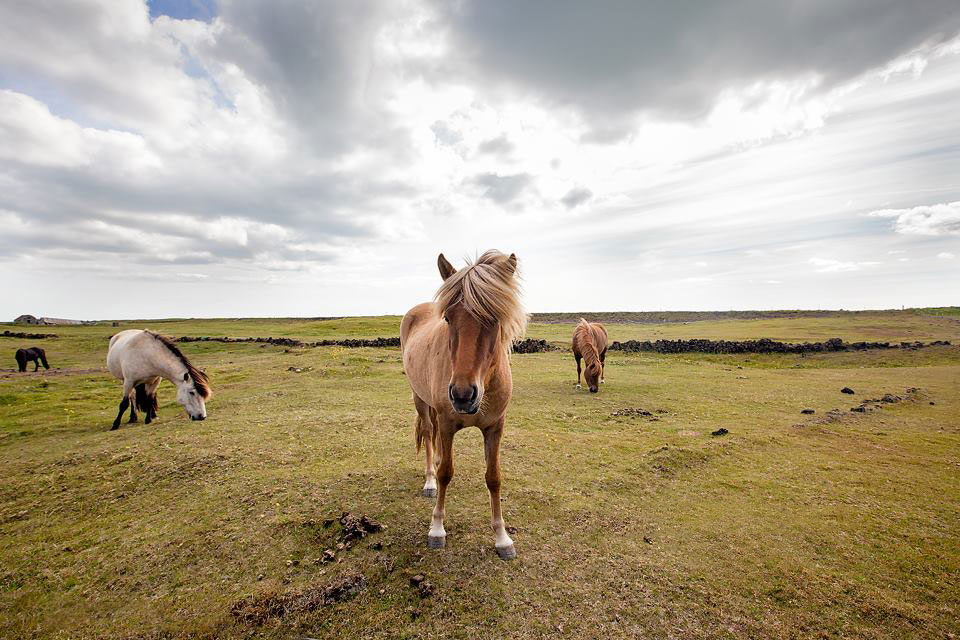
572,319,608,392
400,250,527,559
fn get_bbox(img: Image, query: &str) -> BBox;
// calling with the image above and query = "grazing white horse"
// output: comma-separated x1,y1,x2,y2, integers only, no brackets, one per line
106,329,210,430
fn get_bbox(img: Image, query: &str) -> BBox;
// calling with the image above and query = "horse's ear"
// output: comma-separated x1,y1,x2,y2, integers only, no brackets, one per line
438,253,456,281
506,253,518,274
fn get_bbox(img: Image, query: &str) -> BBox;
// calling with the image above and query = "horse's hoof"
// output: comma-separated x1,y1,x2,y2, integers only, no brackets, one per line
110,424,120,431
427,535,446,549
422,487,436,498
575,384,581,390
496,544,516,560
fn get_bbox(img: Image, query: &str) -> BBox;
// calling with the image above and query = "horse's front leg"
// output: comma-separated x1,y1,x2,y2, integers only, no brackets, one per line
483,421,515,559
428,421,455,549
33,359,40,372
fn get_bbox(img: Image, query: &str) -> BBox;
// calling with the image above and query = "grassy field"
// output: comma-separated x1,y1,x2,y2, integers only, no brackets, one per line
1,312,959,639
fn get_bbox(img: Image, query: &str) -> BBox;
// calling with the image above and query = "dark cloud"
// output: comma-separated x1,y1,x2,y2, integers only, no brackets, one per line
477,134,514,156
430,0,960,125
470,172,533,204
560,187,593,209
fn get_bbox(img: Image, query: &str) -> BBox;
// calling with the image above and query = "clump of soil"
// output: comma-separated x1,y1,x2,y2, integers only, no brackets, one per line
338,512,383,542
409,574,434,598
612,408,653,417
711,428,729,436
801,409,815,415
230,573,366,624
841,387,855,394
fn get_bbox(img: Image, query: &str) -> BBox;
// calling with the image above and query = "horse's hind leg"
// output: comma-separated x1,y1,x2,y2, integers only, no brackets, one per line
414,394,437,498
600,349,606,384
574,353,582,389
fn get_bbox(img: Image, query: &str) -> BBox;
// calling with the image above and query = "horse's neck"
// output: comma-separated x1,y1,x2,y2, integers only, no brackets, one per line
151,345,188,385
577,327,599,364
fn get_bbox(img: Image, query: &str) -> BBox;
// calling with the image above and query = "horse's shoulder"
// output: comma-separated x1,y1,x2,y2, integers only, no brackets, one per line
401,302,438,342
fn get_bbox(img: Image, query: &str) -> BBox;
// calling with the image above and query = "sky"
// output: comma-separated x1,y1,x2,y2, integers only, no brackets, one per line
1,0,959,320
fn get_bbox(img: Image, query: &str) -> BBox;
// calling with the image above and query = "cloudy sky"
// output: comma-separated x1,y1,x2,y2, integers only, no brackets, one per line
1,0,959,320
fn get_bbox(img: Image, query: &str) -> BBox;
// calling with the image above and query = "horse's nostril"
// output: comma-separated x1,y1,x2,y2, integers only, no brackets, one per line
470,384,478,402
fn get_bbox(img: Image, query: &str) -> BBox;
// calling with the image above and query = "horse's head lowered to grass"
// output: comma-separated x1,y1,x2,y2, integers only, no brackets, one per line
434,251,527,415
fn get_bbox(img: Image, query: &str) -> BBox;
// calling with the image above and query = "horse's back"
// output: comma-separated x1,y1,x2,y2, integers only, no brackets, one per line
401,302,445,406
107,329,147,379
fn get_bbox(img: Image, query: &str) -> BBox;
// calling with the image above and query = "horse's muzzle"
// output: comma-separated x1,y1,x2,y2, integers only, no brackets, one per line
449,383,480,414
191,415,206,421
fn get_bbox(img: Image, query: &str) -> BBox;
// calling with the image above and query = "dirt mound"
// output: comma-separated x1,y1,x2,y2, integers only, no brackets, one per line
337,512,383,542
0,368,104,379
611,408,653,417
230,573,366,624
608,337,951,354
1,330,58,339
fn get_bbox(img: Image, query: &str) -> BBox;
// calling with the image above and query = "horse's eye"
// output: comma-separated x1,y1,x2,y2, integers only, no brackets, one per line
443,314,449,323
190,391,196,396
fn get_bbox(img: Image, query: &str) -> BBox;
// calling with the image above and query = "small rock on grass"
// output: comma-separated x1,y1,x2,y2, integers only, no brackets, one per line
841,387,855,394
850,406,866,413
711,428,729,436
801,409,815,415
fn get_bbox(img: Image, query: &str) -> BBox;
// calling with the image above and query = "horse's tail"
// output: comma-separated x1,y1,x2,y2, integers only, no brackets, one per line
415,409,440,455
37,349,49,369
134,383,157,414
415,413,428,454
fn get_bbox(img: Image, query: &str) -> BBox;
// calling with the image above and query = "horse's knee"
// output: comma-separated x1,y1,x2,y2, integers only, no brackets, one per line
485,476,500,493
437,467,453,486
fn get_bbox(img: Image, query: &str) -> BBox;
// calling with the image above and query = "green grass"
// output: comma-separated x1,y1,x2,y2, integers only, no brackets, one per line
1,312,958,639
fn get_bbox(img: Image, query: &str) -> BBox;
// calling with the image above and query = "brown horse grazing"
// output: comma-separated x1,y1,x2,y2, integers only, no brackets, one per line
400,250,527,559
16,347,49,372
572,319,608,393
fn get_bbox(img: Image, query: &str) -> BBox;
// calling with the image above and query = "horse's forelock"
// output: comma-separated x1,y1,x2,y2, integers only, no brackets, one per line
434,250,527,347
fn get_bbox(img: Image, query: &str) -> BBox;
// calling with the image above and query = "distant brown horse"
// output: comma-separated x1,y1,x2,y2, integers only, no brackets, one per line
16,347,49,372
400,250,527,559
572,319,608,392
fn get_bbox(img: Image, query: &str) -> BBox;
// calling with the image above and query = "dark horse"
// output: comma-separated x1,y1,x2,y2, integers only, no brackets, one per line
16,347,50,372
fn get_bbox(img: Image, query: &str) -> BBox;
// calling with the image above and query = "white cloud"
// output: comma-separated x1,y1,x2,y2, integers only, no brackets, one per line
867,201,960,236
938,252,956,259
2,1,960,317
808,258,882,273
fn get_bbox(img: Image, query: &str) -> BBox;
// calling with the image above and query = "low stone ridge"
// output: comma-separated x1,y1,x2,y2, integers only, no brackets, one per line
608,337,951,354
174,335,401,348
2,330,58,339
513,338,552,353
171,335,555,352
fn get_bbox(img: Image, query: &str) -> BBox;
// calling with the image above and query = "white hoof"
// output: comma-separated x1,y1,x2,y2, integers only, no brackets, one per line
575,384,581,390
427,535,446,549
496,544,516,560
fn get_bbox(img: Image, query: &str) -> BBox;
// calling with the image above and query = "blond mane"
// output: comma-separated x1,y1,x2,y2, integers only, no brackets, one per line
574,318,600,365
434,250,528,348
